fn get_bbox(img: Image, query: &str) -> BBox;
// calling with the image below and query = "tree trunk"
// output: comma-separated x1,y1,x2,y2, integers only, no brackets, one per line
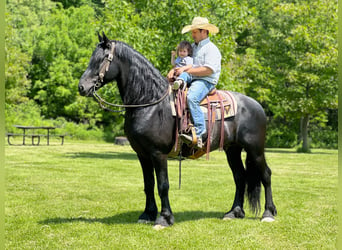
300,114,310,152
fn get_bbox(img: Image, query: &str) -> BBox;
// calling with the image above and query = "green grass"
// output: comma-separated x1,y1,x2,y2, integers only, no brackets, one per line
5,141,337,249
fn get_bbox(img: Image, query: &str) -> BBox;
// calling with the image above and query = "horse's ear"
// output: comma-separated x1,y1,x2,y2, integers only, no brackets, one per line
102,31,110,45
98,32,103,43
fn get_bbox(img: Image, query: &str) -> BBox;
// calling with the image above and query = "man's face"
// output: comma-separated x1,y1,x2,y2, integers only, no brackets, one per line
191,29,208,44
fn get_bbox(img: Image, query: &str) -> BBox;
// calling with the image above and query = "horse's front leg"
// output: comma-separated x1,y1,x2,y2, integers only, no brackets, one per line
223,145,246,219
152,152,174,229
137,154,158,223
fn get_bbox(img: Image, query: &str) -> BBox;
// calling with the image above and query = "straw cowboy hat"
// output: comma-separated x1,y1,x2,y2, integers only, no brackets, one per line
181,17,219,34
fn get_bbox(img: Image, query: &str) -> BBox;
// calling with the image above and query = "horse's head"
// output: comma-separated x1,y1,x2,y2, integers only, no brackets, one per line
78,32,120,96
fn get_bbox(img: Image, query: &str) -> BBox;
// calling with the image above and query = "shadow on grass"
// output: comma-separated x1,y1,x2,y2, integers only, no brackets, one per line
65,150,336,162
64,151,138,160
265,149,336,154
39,210,225,225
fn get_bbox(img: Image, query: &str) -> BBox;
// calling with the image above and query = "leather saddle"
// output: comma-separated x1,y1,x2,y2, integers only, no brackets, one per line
169,87,237,159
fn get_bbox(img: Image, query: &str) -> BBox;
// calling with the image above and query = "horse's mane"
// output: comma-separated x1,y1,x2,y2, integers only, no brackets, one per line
113,41,169,104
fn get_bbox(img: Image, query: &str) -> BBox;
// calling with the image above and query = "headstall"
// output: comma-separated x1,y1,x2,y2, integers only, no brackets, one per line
93,42,170,113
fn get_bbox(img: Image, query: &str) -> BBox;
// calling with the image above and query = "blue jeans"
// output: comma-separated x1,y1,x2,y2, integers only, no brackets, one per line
177,72,192,86
178,73,215,137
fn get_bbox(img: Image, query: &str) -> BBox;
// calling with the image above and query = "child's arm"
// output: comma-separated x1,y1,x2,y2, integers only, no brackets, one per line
174,64,192,77
171,51,176,66
181,56,193,71
183,64,193,71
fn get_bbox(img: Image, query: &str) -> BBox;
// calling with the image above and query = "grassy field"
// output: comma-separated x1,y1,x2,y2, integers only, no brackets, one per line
5,141,337,249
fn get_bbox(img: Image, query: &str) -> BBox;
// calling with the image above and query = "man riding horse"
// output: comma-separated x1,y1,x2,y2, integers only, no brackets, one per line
167,17,222,149
79,25,277,228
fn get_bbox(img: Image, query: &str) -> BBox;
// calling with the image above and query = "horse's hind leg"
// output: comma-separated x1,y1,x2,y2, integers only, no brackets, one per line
245,148,277,221
260,159,277,221
137,154,158,223
223,145,246,220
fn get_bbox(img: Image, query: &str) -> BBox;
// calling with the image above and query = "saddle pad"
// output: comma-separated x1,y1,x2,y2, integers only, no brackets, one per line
201,90,237,120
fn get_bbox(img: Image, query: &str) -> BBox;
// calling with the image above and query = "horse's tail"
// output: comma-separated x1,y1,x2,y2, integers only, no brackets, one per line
246,164,261,216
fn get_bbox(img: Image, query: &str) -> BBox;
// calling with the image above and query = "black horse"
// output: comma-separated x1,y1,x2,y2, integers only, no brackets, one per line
78,33,277,228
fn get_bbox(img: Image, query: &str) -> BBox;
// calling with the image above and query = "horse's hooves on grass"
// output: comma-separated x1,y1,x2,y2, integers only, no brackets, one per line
261,217,275,222
223,214,244,220
223,207,245,220
223,217,233,221
261,210,276,222
153,224,166,230
154,213,174,228
138,211,157,224
222,214,235,220
137,219,154,224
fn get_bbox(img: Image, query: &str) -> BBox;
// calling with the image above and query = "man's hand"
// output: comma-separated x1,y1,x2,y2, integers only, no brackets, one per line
174,67,185,76
167,68,175,81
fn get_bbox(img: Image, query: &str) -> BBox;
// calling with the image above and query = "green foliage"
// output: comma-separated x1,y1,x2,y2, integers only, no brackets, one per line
51,0,105,9
5,102,104,140
5,9,33,104
266,122,298,148
311,129,337,149
29,5,99,120
55,118,104,140
233,0,338,150
5,101,43,130
5,0,337,148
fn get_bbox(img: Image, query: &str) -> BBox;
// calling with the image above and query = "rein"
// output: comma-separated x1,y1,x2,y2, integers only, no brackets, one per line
93,85,171,112
93,41,171,112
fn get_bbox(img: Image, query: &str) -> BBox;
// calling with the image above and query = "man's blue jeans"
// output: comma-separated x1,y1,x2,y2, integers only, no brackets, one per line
177,72,215,137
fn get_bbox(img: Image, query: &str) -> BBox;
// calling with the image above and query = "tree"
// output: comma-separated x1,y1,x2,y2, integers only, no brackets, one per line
5,20,31,104
5,0,337,147
241,0,337,151
28,5,102,122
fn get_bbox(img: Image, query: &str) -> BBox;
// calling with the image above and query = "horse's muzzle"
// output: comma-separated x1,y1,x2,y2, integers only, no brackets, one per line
78,83,94,97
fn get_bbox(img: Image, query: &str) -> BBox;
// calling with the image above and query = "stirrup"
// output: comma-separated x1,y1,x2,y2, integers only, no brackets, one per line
179,134,203,149
196,137,203,149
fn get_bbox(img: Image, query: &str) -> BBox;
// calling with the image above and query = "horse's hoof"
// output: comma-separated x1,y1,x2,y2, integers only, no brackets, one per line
154,213,174,228
261,209,276,222
153,224,166,230
261,216,275,222
138,211,157,224
223,217,233,221
223,207,245,220
222,213,235,220
137,219,154,224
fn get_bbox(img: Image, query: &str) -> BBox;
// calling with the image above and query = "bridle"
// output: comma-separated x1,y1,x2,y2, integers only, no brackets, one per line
96,42,116,86
93,42,170,113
